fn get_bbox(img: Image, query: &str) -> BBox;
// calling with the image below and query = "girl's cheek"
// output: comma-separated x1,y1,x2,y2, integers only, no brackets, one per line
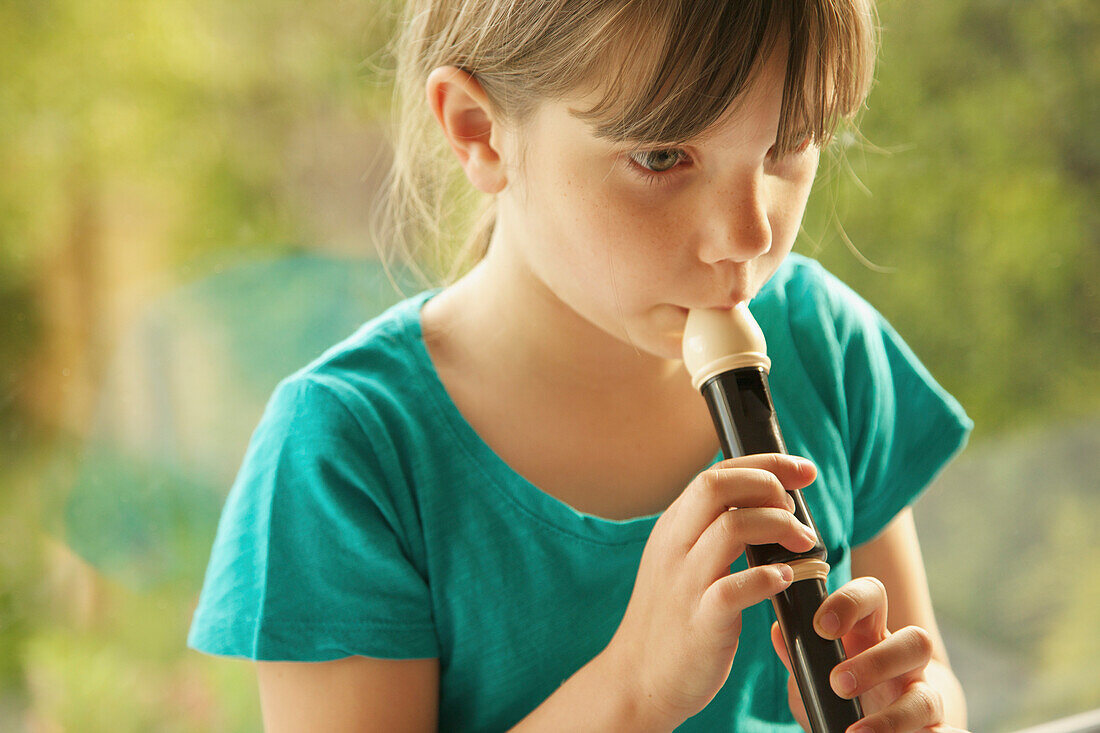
602,201,681,246
561,166,691,249
605,180,688,228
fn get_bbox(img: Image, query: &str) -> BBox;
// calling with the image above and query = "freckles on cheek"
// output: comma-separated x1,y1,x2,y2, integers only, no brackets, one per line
598,181,683,242
586,193,674,265
770,182,813,251
537,155,681,279
527,172,616,277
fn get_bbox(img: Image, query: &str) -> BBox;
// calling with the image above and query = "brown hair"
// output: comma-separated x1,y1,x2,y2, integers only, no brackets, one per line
376,0,879,291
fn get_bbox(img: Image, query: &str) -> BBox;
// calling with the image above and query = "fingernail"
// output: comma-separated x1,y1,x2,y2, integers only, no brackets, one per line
848,726,872,733
797,458,815,472
778,564,793,583
818,611,840,637
833,669,857,697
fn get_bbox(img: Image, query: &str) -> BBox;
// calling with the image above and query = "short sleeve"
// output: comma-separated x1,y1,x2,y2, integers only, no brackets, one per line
187,376,440,661
826,278,973,547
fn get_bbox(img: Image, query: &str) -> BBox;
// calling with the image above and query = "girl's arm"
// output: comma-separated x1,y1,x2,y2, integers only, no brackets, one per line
255,656,439,732
848,508,968,728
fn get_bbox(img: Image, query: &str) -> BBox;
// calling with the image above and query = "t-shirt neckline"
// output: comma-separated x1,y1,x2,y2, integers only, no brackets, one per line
402,288,719,545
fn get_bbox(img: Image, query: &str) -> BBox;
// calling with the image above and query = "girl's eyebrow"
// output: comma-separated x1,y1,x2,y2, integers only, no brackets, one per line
594,128,692,150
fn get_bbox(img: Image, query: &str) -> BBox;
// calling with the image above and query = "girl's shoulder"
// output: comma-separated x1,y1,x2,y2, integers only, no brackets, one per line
188,288,444,663
754,252,969,456
277,287,440,412
753,252,887,363
251,288,444,480
759,254,971,549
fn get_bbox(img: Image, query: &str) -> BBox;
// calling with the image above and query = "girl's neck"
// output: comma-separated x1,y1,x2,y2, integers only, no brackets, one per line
420,244,722,518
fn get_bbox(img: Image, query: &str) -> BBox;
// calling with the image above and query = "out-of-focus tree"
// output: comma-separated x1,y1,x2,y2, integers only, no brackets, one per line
0,0,401,435
802,0,1100,436
0,1,404,728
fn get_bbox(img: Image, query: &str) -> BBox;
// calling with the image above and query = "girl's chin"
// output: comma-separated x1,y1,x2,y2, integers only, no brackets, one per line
614,326,685,362
656,337,688,362
601,305,691,362
650,306,691,359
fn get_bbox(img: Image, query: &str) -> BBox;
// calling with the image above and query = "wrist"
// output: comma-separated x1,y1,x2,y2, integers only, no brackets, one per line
507,645,680,733
594,644,682,733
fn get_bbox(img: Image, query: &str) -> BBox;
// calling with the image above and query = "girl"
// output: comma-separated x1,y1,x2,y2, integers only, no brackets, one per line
188,1,973,731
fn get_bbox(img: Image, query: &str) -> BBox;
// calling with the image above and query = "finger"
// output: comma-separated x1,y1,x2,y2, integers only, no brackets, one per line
697,564,793,639
688,506,817,581
846,680,945,733
711,453,818,489
670,455,815,547
829,625,935,700
815,576,889,654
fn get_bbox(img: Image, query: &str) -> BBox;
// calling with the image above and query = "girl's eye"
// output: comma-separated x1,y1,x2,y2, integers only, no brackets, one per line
628,148,687,173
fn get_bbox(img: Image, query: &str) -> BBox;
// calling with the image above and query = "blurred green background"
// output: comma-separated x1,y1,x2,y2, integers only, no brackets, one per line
1,0,1097,730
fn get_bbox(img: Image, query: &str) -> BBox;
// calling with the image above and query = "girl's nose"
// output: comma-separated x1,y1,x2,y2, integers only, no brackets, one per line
697,171,772,264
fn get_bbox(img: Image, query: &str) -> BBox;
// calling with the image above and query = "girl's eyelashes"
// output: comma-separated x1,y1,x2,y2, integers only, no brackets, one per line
627,148,690,175
624,133,813,187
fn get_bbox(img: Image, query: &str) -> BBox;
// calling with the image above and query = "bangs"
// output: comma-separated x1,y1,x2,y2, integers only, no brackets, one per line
569,0,878,157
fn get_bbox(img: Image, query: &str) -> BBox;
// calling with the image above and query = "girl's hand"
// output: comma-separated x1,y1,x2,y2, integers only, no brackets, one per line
602,454,819,729
770,577,969,733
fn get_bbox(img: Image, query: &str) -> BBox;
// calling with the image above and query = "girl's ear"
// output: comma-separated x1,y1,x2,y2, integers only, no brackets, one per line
426,67,508,194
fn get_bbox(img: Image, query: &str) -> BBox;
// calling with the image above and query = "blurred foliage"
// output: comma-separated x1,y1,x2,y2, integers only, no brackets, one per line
800,0,1100,437
0,0,1097,730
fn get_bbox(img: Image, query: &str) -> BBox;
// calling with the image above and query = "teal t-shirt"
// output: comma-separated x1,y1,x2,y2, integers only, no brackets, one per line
187,254,972,731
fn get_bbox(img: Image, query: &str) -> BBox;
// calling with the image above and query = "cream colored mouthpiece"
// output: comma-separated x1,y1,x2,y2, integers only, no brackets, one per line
682,304,771,391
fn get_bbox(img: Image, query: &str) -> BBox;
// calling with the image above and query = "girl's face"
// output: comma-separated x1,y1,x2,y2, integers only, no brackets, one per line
493,44,819,363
